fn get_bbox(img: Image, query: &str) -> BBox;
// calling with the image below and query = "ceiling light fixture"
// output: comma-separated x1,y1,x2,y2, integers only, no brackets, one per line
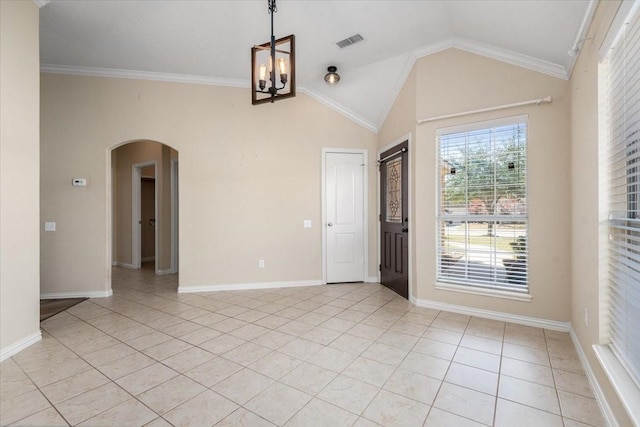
324,66,340,86
251,0,296,105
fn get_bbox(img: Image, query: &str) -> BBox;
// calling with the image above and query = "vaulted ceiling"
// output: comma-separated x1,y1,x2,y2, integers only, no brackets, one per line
39,0,595,132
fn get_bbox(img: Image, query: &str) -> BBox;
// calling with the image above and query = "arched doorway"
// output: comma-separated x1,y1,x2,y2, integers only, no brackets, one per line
109,140,179,284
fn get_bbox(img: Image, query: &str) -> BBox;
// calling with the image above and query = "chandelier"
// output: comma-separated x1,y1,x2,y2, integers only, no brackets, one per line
251,0,296,105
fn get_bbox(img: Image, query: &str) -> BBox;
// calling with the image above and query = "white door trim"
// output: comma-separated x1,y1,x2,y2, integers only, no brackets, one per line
132,161,158,272
377,133,412,300
171,158,179,274
321,148,369,284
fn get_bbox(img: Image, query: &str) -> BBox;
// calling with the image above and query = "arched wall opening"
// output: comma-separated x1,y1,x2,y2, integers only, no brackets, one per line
108,139,179,287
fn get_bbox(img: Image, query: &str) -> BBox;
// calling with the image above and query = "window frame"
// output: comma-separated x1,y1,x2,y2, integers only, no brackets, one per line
596,0,640,424
436,115,530,295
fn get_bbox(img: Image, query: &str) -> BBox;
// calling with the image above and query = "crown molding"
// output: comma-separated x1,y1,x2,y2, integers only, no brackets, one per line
452,37,569,80
297,87,378,133
33,0,50,8
40,64,378,133
412,36,569,80
566,0,598,79
412,38,456,59
40,64,249,88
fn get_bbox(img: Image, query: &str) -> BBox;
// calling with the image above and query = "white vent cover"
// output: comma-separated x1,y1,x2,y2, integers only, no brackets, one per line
336,34,364,49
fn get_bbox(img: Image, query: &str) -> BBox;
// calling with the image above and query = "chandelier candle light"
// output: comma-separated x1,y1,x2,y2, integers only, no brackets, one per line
251,0,296,105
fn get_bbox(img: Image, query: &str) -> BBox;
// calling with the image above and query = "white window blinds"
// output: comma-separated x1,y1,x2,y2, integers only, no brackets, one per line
437,118,528,292
605,3,640,389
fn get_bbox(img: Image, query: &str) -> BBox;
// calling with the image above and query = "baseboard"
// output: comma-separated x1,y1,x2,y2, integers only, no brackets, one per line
569,327,619,427
413,297,570,331
142,256,155,262
156,269,174,276
366,276,379,283
0,331,42,362
178,280,324,293
40,290,113,299
112,262,135,269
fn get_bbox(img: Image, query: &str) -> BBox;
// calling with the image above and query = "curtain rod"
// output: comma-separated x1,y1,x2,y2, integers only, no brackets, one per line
417,95,552,125
377,147,407,165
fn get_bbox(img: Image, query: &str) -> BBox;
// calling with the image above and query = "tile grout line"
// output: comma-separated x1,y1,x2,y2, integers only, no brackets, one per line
8,270,601,427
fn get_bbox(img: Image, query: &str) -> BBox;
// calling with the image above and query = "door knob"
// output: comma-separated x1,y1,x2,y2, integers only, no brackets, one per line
328,222,334,227
402,227,408,233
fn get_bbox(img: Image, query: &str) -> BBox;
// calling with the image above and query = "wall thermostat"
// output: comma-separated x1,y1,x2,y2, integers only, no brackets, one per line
72,178,87,187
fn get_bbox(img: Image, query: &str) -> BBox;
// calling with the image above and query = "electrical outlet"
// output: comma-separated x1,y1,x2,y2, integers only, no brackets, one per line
258,259,265,268
584,307,589,328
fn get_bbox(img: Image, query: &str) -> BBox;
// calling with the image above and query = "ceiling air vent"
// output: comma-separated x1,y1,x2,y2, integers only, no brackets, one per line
336,34,364,49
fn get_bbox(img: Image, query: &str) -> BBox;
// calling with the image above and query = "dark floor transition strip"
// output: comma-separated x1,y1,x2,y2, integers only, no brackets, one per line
40,298,87,322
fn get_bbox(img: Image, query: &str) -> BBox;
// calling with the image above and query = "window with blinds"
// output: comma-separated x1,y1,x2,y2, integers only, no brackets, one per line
603,3,640,390
437,118,528,292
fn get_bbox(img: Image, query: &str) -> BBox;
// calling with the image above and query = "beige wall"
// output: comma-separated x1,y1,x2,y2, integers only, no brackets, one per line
0,1,41,353
379,67,417,146
40,75,378,293
570,1,632,425
380,48,572,321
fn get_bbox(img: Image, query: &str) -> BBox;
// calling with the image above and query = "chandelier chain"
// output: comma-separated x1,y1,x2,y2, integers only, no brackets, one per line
268,0,277,14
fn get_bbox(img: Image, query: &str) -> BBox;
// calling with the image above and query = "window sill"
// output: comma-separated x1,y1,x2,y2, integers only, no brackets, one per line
434,282,533,302
593,345,640,426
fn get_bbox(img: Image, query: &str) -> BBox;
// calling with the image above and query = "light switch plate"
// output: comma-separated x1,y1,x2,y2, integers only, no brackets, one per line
303,220,312,228
72,178,87,187
45,222,56,232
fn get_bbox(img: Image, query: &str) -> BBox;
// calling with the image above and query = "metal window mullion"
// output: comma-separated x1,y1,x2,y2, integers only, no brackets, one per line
491,128,497,283
464,132,470,282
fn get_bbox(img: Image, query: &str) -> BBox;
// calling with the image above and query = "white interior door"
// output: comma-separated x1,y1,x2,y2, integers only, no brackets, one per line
326,152,365,283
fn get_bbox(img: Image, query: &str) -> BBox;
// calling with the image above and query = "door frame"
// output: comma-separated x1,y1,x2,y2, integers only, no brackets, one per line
171,158,179,274
321,148,369,284
132,161,158,272
377,133,412,300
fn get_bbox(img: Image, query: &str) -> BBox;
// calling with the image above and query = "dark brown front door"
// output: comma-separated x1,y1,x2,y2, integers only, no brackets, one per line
380,141,408,298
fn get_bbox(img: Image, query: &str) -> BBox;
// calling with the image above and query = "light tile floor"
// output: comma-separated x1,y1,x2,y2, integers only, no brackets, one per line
1,266,606,426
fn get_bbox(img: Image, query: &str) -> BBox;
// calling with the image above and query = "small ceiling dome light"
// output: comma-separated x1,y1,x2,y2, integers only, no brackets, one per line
324,66,340,85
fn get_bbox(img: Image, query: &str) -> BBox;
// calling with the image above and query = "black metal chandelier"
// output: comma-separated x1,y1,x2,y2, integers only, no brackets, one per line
251,0,296,105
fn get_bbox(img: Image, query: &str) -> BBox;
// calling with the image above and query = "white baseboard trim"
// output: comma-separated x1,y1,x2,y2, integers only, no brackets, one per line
365,276,379,283
179,280,324,294
112,262,135,269
569,328,620,427
142,256,155,262
1,331,42,362
40,290,113,299
413,297,570,331
156,269,174,276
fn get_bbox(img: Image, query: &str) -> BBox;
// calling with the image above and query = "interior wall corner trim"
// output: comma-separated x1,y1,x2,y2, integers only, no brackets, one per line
178,280,324,293
413,297,570,331
570,327,620,427
0,331,42,362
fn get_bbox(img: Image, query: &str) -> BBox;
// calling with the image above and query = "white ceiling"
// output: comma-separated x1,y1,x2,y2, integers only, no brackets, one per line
39,0,595,132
